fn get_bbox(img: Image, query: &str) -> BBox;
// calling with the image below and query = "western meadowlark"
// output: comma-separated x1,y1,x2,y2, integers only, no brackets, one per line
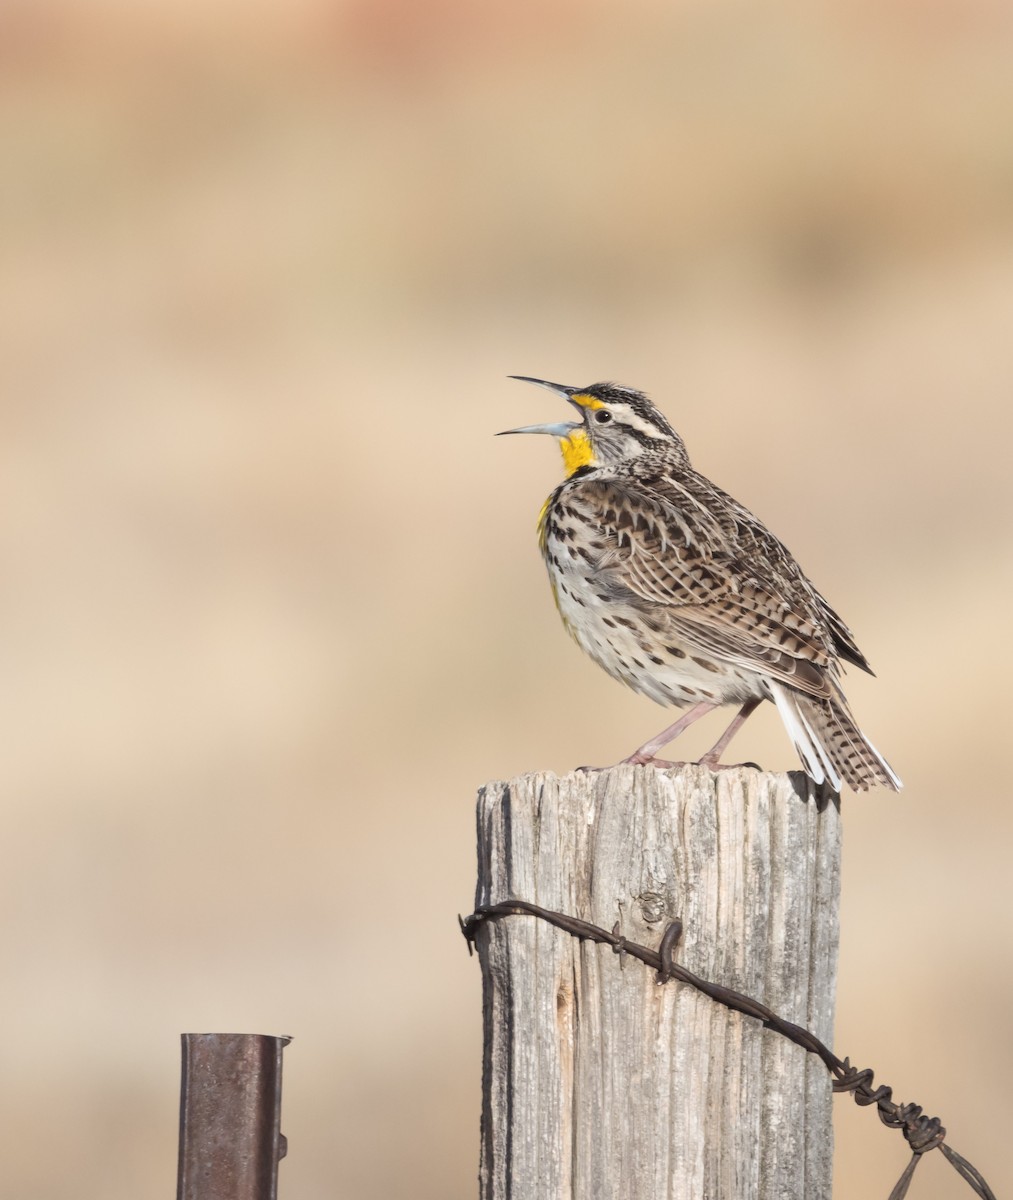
500,376,900,792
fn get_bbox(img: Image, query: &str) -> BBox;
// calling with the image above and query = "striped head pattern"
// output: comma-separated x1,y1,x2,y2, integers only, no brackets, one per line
498,377,688,476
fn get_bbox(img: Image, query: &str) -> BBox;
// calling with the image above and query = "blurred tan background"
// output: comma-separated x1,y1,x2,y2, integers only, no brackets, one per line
1,1,1011,1196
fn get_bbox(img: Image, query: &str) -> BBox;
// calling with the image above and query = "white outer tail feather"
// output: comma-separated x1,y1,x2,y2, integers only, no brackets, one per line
769,681,901,792
770,683,841,791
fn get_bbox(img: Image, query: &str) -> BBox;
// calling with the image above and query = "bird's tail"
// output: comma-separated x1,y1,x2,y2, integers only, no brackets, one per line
769,681,901,793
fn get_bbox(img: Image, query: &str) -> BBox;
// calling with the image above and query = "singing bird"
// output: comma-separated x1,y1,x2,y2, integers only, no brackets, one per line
500,376,900,792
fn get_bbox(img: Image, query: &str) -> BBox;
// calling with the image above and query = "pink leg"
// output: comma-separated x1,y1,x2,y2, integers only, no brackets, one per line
696,699,762,768
622,702,718,767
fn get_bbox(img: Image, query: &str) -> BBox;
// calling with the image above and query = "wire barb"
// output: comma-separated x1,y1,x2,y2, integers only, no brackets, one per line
462,900,995,1200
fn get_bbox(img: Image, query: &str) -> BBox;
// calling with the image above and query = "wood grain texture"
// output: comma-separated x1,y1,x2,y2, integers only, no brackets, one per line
474,764,841,1200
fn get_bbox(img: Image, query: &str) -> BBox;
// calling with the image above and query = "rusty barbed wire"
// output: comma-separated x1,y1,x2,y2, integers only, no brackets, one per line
461,899,995,1200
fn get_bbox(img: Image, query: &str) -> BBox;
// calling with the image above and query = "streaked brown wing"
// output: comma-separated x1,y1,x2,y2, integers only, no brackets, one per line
575,475,839,698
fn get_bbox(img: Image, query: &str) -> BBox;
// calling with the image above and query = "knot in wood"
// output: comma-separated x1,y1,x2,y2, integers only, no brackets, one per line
635,890,667,924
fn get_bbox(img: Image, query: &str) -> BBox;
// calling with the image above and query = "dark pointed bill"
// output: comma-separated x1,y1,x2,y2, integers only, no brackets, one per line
507,375,578,397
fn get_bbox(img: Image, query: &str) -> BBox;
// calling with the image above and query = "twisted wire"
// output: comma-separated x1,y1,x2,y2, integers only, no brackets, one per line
461,900,994,1200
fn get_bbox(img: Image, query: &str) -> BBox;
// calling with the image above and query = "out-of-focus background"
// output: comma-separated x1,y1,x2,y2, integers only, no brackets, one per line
1,1,1011,1196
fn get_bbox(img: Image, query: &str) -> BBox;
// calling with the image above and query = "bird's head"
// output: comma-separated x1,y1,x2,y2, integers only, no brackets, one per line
498,377,687,476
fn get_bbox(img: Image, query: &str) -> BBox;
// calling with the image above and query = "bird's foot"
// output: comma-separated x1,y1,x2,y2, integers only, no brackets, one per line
575,756,687,772
695,755,762,772
620,754,691,769
577,755,759,773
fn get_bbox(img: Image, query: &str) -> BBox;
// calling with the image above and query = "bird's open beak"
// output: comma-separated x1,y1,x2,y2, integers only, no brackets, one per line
497,376,583,436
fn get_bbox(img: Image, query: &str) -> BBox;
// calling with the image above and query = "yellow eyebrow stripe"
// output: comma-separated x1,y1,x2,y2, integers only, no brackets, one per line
568,393,606,410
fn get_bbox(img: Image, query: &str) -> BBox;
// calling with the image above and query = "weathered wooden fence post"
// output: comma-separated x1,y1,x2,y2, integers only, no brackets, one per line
473,764,841,1200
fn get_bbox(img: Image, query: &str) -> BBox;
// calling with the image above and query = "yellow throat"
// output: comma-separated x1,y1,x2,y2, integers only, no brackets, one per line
537,428,596,550
558,428,595,477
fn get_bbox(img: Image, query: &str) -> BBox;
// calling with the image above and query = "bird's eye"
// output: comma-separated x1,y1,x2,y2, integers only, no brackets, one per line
594,410,612,424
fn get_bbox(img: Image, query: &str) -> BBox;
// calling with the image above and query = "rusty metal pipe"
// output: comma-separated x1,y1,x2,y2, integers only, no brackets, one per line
177,1033,290,1200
